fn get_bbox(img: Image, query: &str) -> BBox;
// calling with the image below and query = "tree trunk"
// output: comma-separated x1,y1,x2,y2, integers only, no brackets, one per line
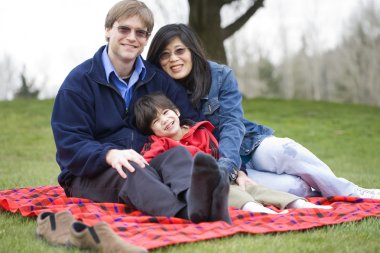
188,0,265,64
189,0,226,63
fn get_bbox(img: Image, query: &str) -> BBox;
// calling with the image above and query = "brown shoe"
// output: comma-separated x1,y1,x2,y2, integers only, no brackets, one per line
36,210,74,246
69,221,148,253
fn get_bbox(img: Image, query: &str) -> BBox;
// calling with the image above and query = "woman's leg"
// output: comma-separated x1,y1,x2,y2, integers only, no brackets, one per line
246,168,316,197
248,136,357,197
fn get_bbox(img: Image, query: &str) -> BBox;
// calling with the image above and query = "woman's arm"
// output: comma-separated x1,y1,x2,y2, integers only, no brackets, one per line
211,64,245,176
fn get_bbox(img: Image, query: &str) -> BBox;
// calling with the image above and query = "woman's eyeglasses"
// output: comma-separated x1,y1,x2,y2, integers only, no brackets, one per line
159,47,188,61
114,25,150,39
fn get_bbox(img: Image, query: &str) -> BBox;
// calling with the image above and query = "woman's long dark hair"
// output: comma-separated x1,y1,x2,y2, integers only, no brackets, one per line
147,24,211,107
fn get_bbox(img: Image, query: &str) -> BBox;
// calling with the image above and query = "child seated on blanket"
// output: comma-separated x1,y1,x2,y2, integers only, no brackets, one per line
134,94,332,214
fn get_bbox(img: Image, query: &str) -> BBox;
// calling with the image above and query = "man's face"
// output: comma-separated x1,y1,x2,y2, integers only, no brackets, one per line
105,15,149,68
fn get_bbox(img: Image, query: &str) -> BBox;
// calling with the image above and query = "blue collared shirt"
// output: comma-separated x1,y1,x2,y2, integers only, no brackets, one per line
101,46,146,108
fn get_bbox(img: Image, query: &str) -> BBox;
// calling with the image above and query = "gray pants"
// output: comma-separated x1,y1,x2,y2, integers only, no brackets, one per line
66,146,192,217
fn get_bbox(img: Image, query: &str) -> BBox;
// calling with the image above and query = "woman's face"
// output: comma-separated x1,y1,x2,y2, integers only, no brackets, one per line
159,37,192,80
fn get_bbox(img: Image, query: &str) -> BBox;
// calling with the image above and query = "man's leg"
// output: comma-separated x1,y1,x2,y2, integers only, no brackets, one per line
67,168,127,203
149,146,193,197
187,152,231,224
119,146,195,217
119,162,186,217
66,149,189,217
122,147,231,221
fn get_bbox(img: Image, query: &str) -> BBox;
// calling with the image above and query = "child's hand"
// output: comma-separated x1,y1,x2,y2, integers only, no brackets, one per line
236,170,257,190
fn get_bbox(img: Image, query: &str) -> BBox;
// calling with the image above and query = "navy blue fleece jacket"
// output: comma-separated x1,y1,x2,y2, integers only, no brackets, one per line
51,45,201,187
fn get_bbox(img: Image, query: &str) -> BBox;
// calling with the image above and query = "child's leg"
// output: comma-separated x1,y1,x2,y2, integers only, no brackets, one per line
245,184,333,210
287,199,332,209
229,185,286,214
228,185,255,208
242,201,288,214
245,184,302,210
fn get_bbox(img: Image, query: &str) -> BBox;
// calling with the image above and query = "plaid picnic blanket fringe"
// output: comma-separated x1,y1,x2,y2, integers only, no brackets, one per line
1,185,379,250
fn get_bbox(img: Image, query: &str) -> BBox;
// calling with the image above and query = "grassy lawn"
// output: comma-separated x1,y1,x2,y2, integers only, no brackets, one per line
0,98,379,253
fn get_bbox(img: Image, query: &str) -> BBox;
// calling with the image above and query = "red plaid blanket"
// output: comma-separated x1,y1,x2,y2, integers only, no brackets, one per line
1,185,379,250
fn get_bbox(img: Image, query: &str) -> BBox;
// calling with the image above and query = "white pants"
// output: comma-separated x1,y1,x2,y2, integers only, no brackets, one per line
246,136,356,197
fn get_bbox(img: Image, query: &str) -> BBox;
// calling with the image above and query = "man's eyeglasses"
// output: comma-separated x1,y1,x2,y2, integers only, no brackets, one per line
114,25,151,39
159,47,188,61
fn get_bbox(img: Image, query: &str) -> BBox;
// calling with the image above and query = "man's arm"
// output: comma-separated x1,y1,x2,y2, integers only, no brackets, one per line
52,88,149,179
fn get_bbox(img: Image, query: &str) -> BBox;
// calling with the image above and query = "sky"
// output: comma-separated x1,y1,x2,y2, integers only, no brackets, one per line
0,0,363,99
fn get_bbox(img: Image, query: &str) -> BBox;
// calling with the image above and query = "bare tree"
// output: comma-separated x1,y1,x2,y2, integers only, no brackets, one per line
339,1,380,106
188,0,265,63
316,0,380,106
273,0,380,107
0,54,19,100
14,65,39,99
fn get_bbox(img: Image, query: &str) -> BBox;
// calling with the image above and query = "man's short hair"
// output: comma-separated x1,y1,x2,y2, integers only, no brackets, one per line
105,0,154,32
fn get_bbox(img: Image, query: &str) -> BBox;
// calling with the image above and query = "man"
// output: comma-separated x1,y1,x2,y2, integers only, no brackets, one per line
51,0,230,224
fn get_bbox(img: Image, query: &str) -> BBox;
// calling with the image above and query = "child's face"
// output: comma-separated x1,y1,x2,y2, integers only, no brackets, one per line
150,109,182,139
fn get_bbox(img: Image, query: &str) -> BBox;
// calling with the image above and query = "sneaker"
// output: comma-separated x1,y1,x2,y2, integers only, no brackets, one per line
353,187,380,199
36,210,74,246
69,221,148,253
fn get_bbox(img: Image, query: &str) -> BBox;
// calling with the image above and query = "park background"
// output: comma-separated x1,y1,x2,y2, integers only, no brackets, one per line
1,0,379,107
1,1,380,252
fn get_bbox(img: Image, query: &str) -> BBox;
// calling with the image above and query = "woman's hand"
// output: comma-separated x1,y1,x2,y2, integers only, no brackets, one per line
106,149,148,178
235,170,257,191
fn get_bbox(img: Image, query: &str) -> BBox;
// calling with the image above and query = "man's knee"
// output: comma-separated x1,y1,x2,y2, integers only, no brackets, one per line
163,146,192,158
150,146,193,171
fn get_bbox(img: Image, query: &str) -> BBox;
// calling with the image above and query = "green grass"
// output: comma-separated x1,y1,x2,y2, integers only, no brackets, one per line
1,98,379,253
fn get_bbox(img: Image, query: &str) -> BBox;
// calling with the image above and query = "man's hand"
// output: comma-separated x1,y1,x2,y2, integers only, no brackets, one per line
106,149,148,178
235,170,257,191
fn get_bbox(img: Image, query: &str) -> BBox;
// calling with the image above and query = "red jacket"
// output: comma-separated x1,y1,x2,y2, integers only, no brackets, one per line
141,121,219,162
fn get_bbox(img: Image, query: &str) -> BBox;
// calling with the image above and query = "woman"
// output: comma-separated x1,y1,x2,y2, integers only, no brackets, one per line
146,23,380,199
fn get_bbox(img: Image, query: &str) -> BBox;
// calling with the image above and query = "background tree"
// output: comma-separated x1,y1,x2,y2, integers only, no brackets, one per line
14,66,39,99
284,0,380,106
0,54,19,100
188,0,265,63
335,0,380,106
228,0,380,107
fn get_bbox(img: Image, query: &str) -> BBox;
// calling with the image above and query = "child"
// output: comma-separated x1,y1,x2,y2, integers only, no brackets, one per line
134,94,332,214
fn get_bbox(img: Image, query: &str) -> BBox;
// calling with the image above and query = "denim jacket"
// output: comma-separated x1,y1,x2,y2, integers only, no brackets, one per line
199,61,274,175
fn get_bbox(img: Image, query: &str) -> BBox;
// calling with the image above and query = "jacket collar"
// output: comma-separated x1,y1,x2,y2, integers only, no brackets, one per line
87,45,155,86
